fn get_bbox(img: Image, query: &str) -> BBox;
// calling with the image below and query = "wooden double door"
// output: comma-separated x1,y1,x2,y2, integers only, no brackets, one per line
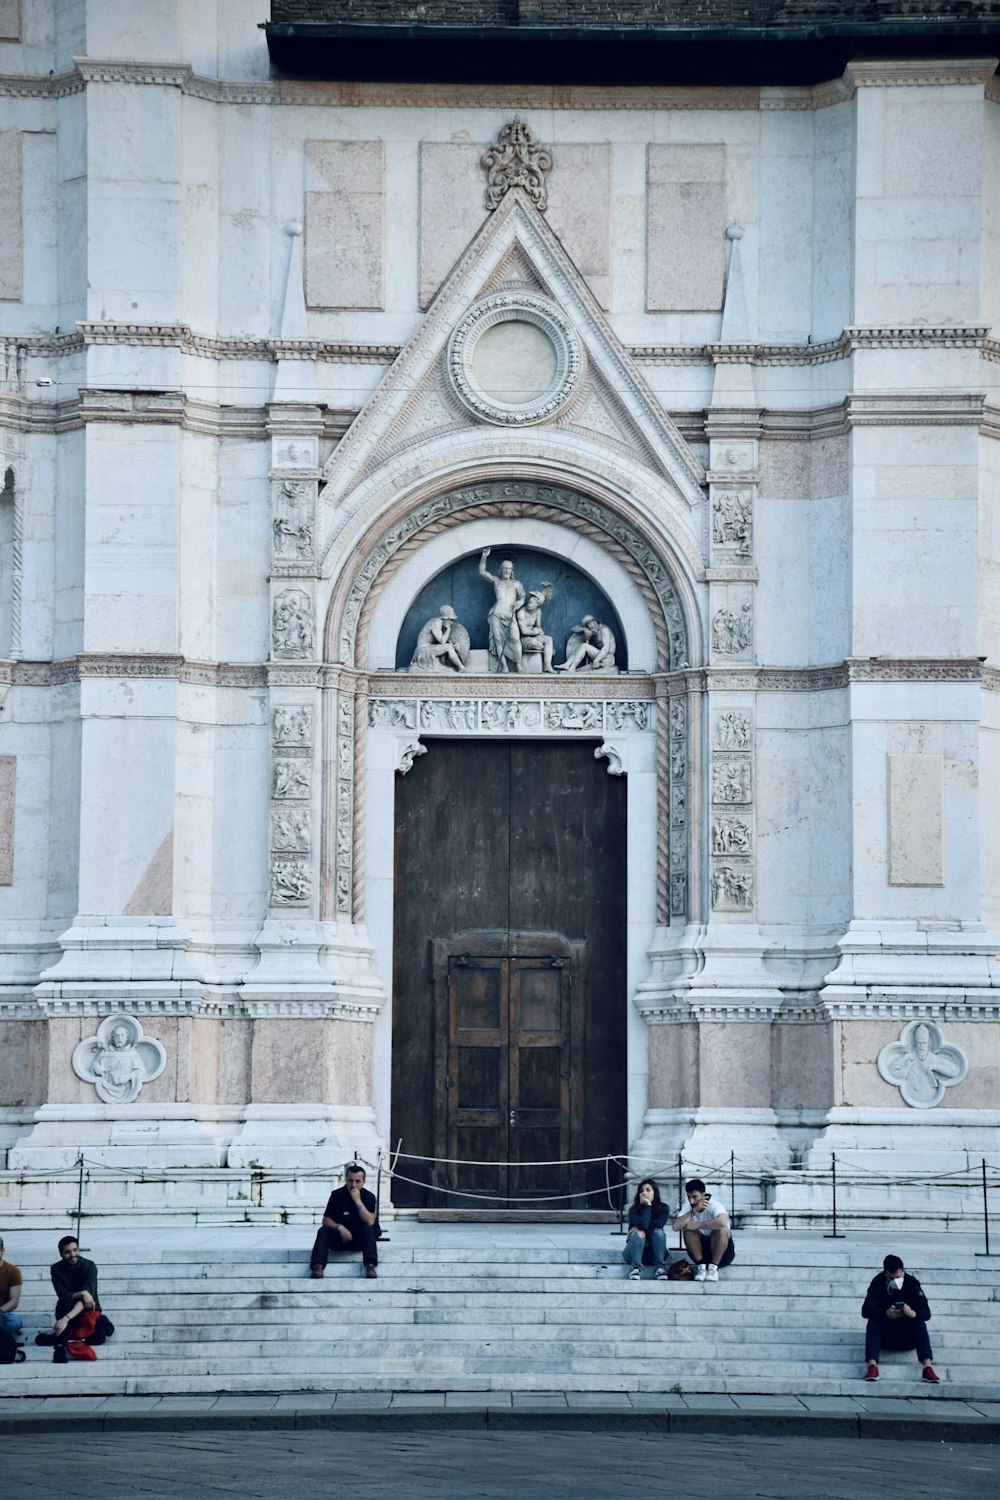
391,739,626,1209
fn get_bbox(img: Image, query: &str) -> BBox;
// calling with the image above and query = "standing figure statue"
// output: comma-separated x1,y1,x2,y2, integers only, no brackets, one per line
479,549,526,673
408,605,470,673
556,615,616,673
515,586,555,673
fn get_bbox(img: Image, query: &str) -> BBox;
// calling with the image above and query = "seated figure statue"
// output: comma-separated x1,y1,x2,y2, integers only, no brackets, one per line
556,615,616,673
408,605,470,673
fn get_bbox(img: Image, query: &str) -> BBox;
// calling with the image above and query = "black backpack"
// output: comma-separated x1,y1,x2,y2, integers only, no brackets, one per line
0,1326,26,1364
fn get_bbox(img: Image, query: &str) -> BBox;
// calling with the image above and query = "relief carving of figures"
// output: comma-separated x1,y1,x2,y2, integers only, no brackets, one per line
408,606,471,673
72,1016,167,1105
556,616,617,674
711,862,754,911
272,589,314,658
876,1021,968,1109
482,116,552,212
271,807,311,852
607,701,649,732
369,700,417,730
711,603,753,656
273,759,311,799
483,700,521,732
272,480,314,561
669,699,686,738
712,489,753,555
712,759,752,804
716,711,751,750
271,857,311,905
545,701,602,731
712,818,752,855
273,706,313,748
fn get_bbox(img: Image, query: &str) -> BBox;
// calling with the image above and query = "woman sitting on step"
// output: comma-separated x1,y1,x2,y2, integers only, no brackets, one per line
622,1179,670,1281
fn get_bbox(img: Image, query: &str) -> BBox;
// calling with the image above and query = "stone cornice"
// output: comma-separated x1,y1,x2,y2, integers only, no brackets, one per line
845,58,999,90
1,657,987,692
6,323,986,371
846,391,984,427
74,58,279,104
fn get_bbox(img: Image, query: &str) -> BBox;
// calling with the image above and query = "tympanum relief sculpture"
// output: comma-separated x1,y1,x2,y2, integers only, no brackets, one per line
72,1016,167,1104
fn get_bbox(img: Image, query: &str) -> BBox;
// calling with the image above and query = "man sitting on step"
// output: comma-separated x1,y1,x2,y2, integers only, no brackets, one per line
310,1164,382,1281
861,1254,940,1384
672,1178,735,1282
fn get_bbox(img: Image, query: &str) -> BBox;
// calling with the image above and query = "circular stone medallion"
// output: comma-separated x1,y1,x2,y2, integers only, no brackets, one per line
446,293,583,426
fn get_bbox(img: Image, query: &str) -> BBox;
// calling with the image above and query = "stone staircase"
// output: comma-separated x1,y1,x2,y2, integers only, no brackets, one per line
4,1230,998,1400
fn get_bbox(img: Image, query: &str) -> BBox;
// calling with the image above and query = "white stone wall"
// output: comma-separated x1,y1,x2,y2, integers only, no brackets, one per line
0,2,997,1211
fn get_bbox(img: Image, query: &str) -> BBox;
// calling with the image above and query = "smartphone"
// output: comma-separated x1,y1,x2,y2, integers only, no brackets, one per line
893,1301,905,1310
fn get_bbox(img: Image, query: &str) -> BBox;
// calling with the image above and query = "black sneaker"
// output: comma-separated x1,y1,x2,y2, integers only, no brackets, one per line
52,1346,69,1363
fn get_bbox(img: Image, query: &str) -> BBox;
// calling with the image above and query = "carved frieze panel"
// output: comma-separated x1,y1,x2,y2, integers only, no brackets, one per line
269,704,314,909
710,707,754,915
711,597,753,659
711,486,753,558
271,478,316,565
272,588,315,658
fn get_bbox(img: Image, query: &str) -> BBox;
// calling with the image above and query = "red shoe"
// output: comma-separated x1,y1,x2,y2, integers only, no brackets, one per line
922,1365,941,1384
864,1362,879,1382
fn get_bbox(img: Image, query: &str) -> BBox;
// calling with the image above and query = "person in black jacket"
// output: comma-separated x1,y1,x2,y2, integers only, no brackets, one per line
48,1235,101,1364
862,1254,940,1384
309,1164,381,1280
622,1178,670,1281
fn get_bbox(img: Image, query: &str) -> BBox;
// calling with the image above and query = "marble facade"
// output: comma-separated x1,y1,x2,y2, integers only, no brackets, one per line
0,2,998,1223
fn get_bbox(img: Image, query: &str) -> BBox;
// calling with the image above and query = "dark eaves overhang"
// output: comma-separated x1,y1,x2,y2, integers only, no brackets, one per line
262,19,1000,87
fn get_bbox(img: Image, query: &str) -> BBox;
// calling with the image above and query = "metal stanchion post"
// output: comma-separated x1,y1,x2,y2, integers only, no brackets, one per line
976,1158,993,1258
677,1154,684,1248
730,1151,735,1221
75,1154,84,1246
824,1151,844,1239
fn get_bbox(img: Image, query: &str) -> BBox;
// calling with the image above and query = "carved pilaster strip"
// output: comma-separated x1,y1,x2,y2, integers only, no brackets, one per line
351,687,366,925
334,690,354,918
656,688,672,925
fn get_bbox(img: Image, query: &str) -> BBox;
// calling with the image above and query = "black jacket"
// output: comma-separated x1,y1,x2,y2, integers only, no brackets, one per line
50,1256,99,1309
862,1271,930,1324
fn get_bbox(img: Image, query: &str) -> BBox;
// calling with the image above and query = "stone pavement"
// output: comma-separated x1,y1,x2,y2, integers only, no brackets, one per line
2,1426,999,1500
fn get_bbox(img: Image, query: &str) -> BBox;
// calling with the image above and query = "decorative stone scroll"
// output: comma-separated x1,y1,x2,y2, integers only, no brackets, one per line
482,117,552,212
876,1020,968,1109
72,1015,166,1104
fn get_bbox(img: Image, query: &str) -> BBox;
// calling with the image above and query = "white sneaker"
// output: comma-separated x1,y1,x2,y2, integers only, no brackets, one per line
628,1266,641,1280
694,1263,708,1281
654,1266,668,1281
705,1264,719,1282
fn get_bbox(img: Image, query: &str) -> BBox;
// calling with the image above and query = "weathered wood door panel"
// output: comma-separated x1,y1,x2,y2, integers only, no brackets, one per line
392,738,626,1209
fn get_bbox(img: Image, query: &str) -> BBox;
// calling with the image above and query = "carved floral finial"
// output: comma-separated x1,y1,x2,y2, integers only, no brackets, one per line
482,117,552,213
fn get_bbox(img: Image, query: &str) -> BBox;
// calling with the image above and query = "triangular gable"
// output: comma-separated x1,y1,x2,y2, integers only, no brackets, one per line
319,187,706,510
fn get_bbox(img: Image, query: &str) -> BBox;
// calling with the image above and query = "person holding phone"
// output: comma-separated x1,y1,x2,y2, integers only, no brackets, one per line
623,1179,670,1281
861,1254,939,1383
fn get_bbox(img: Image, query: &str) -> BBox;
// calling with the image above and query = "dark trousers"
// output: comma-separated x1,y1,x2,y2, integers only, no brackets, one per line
53,1296,105,1348
865,1318,933,1363
688,1234,736,1268
310,1222,380,1266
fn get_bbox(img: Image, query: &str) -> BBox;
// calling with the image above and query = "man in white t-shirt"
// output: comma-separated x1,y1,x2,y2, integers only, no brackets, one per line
672,1178,735,1282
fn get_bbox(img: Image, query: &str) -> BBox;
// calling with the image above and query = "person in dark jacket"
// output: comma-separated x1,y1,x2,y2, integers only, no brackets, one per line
862,1253,940,1383
48,1235,101,1364
622,1178,670,1281
310,1163,381,1280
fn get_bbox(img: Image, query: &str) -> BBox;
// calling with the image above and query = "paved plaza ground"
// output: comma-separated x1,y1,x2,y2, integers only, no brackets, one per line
3,1427,999,1499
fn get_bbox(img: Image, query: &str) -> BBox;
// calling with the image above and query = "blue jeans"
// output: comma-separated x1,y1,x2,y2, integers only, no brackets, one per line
622,1228,666,1269
0,1308,23,1335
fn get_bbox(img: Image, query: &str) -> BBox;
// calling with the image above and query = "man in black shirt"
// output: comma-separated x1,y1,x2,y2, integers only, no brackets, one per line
861,1253,940,1384
310,1164,381,1280
48,1235,101,1363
